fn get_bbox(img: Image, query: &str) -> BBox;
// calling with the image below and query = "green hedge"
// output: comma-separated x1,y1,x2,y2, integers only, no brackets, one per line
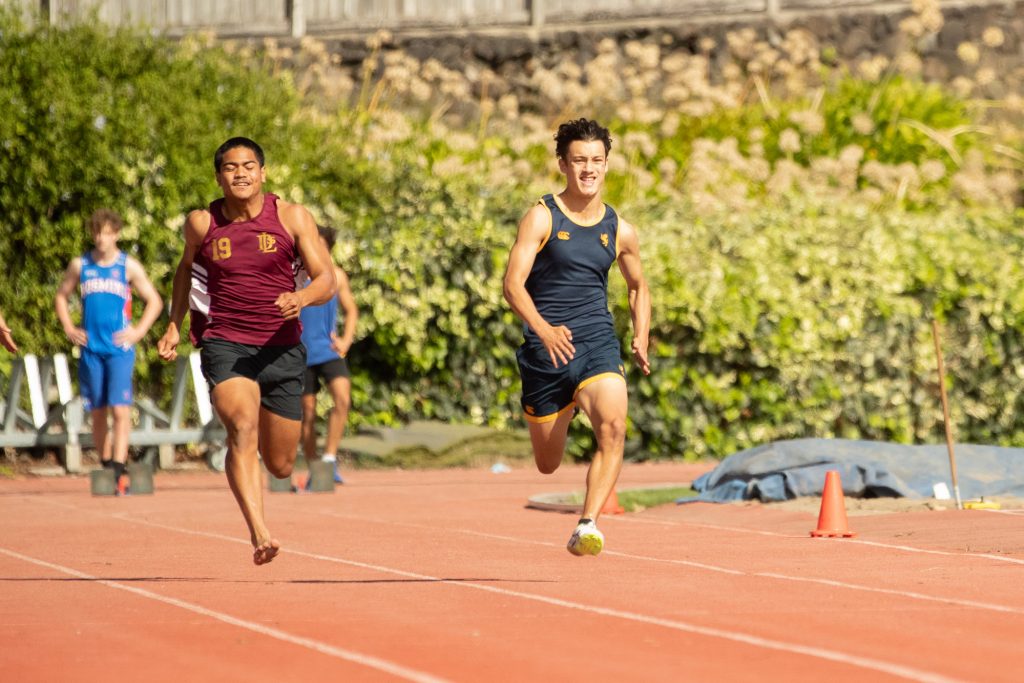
625,199,1024,458
3,12,1024,462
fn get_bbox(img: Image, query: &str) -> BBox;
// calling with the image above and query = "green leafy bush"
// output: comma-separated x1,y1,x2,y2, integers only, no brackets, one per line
0,10,308,394
3,11,1024,464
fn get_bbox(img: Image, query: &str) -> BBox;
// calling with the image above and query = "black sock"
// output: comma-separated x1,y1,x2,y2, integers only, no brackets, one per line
101,459,115,470
578,517,594,526
112,461,126,481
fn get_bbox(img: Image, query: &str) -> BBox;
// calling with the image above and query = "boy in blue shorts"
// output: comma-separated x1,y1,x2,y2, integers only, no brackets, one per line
300,225,358,486
503,119,651,556
56,209,163,493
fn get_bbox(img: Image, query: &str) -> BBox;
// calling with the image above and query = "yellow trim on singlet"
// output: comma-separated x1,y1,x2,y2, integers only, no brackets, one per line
524,401,577,424
552,194,607,228
573,372,627,398
536,198,553,253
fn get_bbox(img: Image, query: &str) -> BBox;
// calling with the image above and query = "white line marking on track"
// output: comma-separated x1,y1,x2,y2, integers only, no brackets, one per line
754,573,1024,615
311,510,1024,617
92,512,964,683
0,546,450,683
614,514,1024,565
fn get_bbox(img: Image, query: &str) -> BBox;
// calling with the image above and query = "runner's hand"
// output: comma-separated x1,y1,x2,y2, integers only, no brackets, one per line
538,324,575,368
330,332,351,358
113,325,144,347
157,324,180,361
0,325,16,353
275,292,303,320
631,336,650,376
64,326,88,347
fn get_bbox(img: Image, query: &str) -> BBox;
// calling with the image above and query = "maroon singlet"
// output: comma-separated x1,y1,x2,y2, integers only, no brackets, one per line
195,193,301,346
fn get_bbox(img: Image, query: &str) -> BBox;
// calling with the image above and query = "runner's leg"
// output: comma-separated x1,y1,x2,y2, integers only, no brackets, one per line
211,377,274,565
574,376,628,521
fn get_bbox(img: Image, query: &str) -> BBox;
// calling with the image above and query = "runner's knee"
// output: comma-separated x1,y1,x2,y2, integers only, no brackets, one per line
265,460,294,478
595,415,626,446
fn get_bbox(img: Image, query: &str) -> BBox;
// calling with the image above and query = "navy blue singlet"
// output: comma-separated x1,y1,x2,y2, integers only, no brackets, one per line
523,194,618,345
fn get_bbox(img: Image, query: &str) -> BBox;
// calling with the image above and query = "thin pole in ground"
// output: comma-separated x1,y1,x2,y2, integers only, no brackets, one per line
931,319,963,510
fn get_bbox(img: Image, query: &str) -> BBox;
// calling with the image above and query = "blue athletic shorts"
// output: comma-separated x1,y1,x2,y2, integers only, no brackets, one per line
516,335,626,423
79,348,135,411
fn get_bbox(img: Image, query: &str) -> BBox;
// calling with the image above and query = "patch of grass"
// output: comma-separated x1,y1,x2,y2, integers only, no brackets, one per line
347,432,534,469
618,486,697,512
553,485,697,512
0,464,15,479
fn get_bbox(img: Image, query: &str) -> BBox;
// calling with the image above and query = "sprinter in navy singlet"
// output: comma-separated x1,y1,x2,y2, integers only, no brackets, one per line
55,209,163,492
503,119,651,556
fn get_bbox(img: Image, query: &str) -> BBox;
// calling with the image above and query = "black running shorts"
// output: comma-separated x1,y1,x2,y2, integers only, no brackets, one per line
303,357,350,396
199,338,307,420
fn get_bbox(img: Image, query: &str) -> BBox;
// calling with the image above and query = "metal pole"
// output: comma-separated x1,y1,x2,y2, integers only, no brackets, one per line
529,0,544,29
931,319,963,509
290,0,306,39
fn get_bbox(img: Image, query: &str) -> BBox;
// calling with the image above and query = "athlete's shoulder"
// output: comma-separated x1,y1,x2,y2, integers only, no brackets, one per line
275,197,315,236
183,209,212,247
521,199,553,228
185,207,212,229
123,253,149,277
67,254,85,275
615,215,642,254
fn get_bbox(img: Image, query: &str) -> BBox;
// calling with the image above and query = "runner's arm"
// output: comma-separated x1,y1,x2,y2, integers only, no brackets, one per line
616,218,651,375
0,309,17,353
503,204,576,367
333,266,358,357
279,202,335,319
55,257,87,346
116,257,164,346
158,210,208,360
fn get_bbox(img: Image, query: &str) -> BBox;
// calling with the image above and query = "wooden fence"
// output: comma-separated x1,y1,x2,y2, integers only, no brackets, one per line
0,1,982,37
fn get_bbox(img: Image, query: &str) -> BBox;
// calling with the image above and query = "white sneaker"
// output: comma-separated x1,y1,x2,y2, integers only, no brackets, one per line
567,520,604,556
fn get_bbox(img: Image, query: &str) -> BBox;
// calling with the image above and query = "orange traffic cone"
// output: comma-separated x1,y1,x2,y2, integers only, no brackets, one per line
601,488,625,515
810,470,856,538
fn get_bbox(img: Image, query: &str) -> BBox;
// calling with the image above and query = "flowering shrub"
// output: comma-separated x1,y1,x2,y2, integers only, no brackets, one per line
2,3,1023,460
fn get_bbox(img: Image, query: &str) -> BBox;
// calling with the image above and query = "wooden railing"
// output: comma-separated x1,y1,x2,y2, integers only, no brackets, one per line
1,1,966,38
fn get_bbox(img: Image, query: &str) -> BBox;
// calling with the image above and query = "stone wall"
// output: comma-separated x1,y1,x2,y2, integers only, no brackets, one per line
295,1,1022,103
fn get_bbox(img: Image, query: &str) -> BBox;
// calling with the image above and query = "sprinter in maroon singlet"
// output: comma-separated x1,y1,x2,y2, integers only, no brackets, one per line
158,137,336,566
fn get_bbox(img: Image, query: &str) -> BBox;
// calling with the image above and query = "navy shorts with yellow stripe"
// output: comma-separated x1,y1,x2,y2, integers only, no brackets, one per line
516,336,626,423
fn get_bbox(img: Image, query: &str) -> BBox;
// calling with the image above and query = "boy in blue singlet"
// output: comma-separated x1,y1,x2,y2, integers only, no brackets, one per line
55,209,163,493
300,225,358,486
503,118,651,556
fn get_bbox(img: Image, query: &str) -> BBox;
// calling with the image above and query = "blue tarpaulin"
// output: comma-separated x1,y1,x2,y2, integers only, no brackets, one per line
687,438,1024,503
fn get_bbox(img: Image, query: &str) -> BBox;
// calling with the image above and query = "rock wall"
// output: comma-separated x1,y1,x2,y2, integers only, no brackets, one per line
296,1,1022,102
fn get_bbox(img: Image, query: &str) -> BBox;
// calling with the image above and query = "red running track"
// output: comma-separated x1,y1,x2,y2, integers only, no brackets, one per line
1,462,1022,682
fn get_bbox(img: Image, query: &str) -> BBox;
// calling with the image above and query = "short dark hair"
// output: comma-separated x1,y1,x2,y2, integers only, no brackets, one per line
554,118,612,159
317,225,338,249
88,208,122,234
214,137,265,171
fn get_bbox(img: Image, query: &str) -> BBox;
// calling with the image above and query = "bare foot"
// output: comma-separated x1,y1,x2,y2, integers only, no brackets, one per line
253,538,280,566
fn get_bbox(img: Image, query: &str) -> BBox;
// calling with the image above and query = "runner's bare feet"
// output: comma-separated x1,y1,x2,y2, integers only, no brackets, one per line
253,538,280,565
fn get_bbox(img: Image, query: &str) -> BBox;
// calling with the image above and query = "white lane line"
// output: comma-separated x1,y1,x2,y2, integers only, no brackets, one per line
754,573,1024,615
309,510,1024,617
0,546,449,683
613,514,1024,565
97,514,963,683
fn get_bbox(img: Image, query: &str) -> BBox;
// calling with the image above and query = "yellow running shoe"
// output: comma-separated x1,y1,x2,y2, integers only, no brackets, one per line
567,520,604,556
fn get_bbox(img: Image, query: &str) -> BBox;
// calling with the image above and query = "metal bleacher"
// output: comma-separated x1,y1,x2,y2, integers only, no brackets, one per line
0,352,225,473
